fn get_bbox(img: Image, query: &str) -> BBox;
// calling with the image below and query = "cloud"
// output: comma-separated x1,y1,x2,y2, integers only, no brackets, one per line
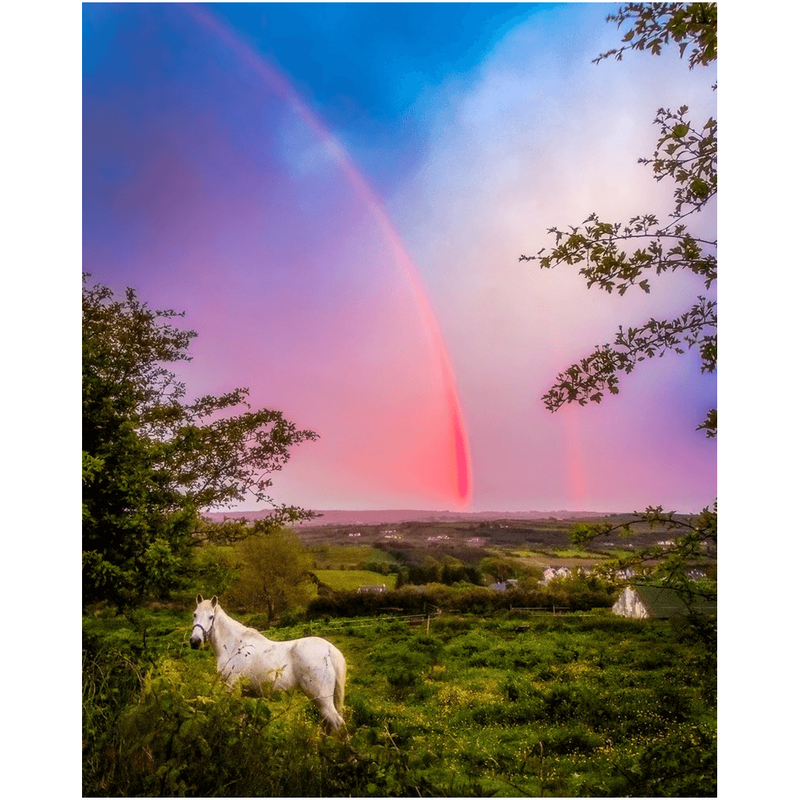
392,10,717,511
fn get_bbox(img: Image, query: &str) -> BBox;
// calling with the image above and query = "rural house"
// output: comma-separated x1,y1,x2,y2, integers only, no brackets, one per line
542,566,571,584
612,585,716,619
357,584,387,594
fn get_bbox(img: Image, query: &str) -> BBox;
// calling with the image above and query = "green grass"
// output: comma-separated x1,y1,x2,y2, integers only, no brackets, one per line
84,607,716,797
311,545,394,569
315,569,397,591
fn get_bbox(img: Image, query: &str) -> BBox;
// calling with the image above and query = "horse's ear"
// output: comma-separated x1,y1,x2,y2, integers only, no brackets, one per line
211,595,218,608
196,594,203,605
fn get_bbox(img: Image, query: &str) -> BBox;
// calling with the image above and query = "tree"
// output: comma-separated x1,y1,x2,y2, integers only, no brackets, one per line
82,278,319,607
520,3,717,599
225,526,317,623
479,556,517,584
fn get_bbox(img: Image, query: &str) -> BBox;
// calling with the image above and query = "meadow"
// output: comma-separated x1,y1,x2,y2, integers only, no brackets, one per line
315,569,398,591
83,598,716,797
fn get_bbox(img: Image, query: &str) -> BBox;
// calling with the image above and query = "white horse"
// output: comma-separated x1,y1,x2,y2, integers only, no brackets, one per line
189,595,347,735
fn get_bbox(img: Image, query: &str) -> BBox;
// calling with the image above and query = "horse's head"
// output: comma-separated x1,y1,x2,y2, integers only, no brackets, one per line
190,594,218,649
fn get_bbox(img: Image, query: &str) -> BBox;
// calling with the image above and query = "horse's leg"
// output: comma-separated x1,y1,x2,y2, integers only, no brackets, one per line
315,696,346,736
294,641,347,736
333,649,346,716
300,671,346,735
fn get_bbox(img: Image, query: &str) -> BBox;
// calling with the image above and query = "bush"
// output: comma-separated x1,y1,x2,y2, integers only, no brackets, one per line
191,545,239,598
369,635,444,697
86,655,391,797
618,723,717,796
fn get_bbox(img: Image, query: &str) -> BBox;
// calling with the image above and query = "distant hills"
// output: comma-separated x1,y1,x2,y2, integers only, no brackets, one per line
204,508,613,526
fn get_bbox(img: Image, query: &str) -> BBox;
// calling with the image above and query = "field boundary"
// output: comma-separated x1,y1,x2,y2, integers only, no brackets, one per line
291,607,442,633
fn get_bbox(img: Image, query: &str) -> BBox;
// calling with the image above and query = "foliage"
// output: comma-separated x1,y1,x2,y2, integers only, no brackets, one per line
83,607,716,796
520,3,717,599
306,579,615,619
479,555,519,583
307,585,451,619
82,277,318,607
224,526,317,622
192,545,240,598
594,2,717,68
369,634,443,697
400,554,481,586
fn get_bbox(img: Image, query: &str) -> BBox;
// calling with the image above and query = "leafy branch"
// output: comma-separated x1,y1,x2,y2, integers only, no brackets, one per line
541,296,716,436
641,106,717,216
593,2,717,69
520,212,716,294
571,504,717,601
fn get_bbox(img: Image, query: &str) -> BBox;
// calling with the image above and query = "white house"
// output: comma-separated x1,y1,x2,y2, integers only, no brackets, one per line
612,585,716,619
542,566,571,584
357,584,387,594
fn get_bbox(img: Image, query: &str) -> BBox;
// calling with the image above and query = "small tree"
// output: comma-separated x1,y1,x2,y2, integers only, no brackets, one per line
479,555,517,584
225,526,316,623
83,278,319,607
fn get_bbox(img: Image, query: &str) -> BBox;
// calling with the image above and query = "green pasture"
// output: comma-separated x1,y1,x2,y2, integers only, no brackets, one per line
316,569,398,591
509,548,605,570
83,605,715,797
311,544,395,569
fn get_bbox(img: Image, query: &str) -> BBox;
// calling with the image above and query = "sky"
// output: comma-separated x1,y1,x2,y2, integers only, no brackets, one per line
82,2,717,514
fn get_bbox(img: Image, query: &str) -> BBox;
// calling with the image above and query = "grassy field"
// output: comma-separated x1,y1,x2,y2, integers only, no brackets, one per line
316,569,398,591
311,544,397,568
83,603,716,796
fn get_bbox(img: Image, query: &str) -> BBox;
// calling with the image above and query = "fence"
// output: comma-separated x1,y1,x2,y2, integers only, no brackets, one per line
509,606,571,616
295,607,442,635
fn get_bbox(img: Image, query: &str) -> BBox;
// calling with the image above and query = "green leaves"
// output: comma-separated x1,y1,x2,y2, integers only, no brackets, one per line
225,529,316,621
593,3,717,70
643,105,717,216
521,212,717,297
539,298,716,421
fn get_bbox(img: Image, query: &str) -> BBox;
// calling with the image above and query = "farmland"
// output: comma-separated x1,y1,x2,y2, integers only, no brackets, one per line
83,603,715,796
83,513,716,796
315,569,398,591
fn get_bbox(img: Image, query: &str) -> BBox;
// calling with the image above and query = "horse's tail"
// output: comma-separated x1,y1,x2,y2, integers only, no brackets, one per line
333,646,346,714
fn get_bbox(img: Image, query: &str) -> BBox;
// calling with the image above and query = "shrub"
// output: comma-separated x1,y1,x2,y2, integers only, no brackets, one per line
347,689,385,728
191,545,239,597
540,721,604,755
92,656,380,797
369,635,443,697
618,723,717,796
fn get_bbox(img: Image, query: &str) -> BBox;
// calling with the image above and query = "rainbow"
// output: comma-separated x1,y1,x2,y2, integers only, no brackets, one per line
183,5,472,505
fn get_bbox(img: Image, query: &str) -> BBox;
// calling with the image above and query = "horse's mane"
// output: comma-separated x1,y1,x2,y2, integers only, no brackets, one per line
217,603,266,640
